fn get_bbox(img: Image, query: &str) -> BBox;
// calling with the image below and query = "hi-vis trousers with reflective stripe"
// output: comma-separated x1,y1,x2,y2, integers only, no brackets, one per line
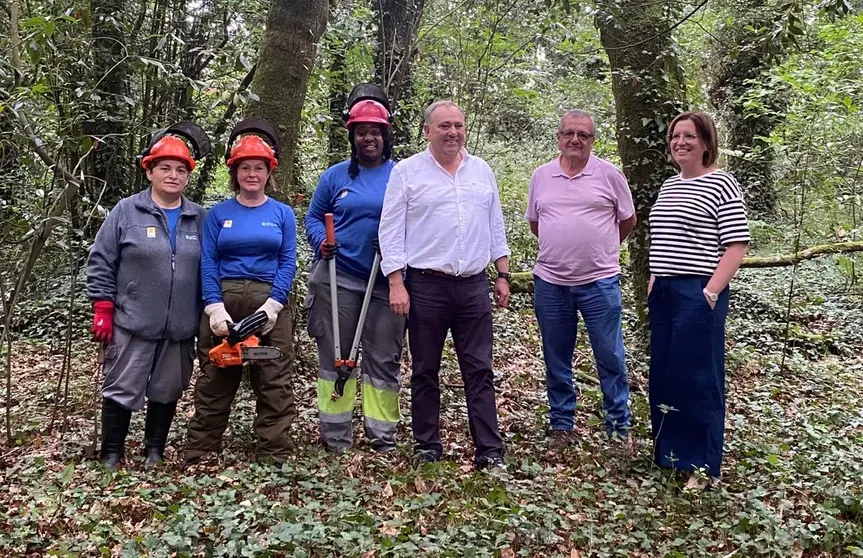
306,260,406,451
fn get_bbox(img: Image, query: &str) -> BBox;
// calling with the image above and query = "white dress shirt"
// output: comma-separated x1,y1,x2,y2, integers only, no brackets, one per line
379,148,510,277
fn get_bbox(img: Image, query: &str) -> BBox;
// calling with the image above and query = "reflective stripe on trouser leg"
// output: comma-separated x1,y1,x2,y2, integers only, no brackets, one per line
318,375,357,450
359,287,405,449
308,260,362,450
307,260,405,450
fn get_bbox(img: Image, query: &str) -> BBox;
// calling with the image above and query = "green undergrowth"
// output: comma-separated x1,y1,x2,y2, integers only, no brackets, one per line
1,258,862,556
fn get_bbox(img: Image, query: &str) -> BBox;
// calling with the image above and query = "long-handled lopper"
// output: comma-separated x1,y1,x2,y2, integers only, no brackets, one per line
324,213,382,400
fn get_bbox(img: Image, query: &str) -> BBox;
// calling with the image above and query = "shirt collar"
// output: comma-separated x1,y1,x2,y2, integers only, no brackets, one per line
424,146,471,168
552,154,596,178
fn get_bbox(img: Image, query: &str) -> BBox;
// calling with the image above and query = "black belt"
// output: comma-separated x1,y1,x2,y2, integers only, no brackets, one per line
407,267,484,280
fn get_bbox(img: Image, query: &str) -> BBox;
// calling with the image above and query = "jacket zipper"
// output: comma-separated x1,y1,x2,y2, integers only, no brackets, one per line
157,208,178,339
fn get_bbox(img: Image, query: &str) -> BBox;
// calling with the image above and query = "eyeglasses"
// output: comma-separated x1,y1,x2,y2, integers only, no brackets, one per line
559,131,595,142
670,132,699,142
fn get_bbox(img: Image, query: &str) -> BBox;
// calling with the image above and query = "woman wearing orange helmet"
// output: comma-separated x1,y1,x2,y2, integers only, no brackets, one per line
304,86,405,453
86,122,210,470
184,118,298,464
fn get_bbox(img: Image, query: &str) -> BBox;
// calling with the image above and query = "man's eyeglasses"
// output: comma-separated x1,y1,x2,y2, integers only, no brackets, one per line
559,131,594,142
670,132,698,142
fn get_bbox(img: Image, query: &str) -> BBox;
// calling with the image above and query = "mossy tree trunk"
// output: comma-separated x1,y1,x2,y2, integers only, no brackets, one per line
708,1,788,219
247,0,328,197
246,0,328,367
596,1,687,335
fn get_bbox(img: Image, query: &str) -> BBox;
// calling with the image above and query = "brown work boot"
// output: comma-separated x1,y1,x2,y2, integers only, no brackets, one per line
548,429,577,448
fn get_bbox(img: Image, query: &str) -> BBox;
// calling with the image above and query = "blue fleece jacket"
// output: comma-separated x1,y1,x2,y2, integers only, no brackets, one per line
201,197,297,305
305,160,395,281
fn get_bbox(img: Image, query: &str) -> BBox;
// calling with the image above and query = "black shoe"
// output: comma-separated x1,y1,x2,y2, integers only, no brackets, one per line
143,401,177,468
100,398,132,470
412,449,441,466
476,456,506,471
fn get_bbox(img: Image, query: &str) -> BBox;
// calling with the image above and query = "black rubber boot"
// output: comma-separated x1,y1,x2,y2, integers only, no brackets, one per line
100,398,132,470
144,401,177,468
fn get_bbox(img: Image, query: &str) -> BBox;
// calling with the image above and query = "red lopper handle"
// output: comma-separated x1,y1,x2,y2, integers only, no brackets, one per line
324,213,335,244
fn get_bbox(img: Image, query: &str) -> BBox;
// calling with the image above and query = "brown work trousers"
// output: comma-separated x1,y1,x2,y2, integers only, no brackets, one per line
184,280,296,461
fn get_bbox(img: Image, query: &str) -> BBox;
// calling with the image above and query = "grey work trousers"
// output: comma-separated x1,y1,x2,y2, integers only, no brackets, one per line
306,259,406,450
102,325,195,410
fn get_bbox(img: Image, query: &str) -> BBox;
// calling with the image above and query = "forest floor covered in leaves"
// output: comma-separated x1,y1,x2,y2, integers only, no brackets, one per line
0,262,862,557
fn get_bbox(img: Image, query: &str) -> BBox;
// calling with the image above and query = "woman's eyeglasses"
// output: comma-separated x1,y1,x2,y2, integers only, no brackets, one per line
670,132,699,142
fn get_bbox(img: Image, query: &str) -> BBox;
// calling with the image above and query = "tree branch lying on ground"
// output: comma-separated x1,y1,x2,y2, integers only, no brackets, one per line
509,240,863,293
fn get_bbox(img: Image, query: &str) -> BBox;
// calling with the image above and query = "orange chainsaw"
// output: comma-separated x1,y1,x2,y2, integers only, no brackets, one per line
208,310,282,368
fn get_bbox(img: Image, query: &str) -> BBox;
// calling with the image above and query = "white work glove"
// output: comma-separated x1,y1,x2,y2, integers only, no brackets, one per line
257,298,284,335
204,302,233,337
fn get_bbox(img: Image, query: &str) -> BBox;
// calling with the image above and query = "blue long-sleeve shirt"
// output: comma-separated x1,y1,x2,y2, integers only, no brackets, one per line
202,197,297,305
305,159,395,281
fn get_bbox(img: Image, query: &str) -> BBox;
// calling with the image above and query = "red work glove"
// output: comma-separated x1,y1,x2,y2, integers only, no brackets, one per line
319,240,339,260
91,301,115,343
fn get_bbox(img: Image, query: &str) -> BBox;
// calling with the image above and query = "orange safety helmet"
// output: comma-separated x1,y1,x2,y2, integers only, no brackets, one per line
139,135,196,170
225,134,279,169
345,100,391,129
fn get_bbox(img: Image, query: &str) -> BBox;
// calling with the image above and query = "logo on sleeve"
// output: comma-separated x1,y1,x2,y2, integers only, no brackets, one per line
261,222,277,227
223,220,233,228
146,227,156,238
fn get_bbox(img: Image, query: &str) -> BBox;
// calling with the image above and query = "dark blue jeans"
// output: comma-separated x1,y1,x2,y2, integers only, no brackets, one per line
648,276,729,476
533,275,631,436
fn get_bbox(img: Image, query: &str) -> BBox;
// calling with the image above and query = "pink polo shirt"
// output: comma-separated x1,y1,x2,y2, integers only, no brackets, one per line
525,155,635,286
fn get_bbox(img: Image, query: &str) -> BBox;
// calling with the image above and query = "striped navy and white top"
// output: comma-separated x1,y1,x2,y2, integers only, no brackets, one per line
648,170,750,277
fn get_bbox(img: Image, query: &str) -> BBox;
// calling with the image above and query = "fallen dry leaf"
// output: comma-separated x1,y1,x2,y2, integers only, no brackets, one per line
380,522,398,536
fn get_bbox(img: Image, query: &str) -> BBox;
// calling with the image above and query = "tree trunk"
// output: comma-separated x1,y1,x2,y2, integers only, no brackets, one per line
708,4,786,219
246,0,328,197
374,0,425,152
596,1,687,334
326,39,349,166
244,0,328,371
83,0,130,207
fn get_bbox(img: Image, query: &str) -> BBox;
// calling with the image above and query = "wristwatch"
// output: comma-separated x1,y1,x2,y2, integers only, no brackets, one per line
702,288,718,302
497,272,511,281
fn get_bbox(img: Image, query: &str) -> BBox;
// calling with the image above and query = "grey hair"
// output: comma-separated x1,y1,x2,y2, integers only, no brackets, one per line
558,110,595,134
424,100,465,125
